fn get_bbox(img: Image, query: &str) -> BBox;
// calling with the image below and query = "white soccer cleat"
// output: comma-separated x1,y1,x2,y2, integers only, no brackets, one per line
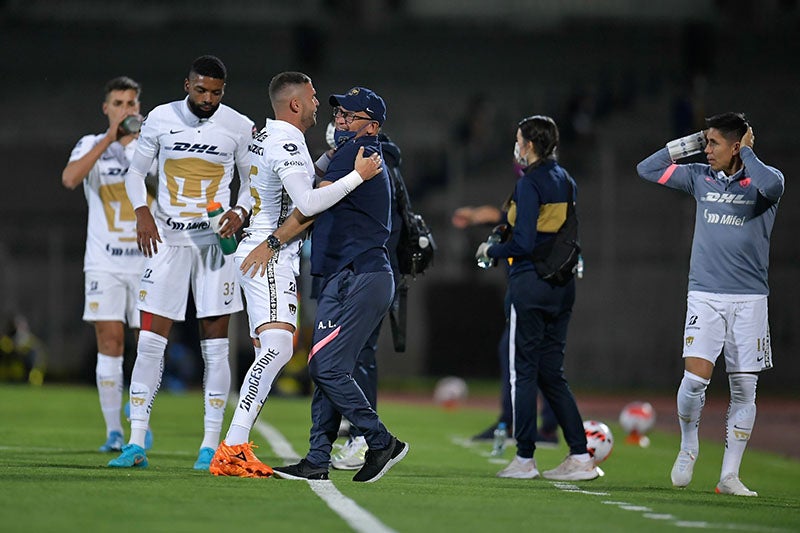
331,436,368,470
716,474,758,497
671,449,697,487
542,455,598,481
497,456,540,479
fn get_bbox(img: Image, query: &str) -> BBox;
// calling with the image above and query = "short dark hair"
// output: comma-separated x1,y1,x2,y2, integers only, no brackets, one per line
705,112,748,142
105,76,141,98
268,71,311,104
189,55,227,80
518,115,559,161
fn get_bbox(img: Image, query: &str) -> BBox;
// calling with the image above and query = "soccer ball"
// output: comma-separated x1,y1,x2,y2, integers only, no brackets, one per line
583,420,614,463
433,376,468,408
619,401,656,436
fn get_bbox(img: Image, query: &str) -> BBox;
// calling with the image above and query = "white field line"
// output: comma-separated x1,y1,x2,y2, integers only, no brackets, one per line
452,436,789,532
254,419,396,533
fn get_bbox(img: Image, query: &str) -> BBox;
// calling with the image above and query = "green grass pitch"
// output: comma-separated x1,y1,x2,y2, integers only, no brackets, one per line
1,384,798,532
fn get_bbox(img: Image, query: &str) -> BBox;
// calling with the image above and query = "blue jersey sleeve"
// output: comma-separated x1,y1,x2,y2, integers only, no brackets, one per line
488,178,540,259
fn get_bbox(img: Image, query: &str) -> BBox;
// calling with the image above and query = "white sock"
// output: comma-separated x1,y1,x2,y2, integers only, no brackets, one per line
677,370,709,455
226,329,293,446
515,455,533,464
225,340,262,445
200,338,231,450
128,331,167,447
721,374,758,480
572,453,591,463
96,353,124,435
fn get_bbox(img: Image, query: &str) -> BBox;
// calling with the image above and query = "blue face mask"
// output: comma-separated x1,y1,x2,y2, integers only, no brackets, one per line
334,129,357,147
333,120,374,148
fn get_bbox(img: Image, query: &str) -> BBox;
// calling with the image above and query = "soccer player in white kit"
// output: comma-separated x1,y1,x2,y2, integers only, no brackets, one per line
62,76,154,453
207,71,382,477
108,56,254,470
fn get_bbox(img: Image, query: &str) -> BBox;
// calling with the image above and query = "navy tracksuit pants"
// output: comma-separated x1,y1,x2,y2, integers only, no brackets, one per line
305,269,394,467
507,270,588,459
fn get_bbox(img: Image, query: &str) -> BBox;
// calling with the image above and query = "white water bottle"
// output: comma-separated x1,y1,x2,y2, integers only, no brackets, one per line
206,201,238,255
477,234,501,269
491,422,508,456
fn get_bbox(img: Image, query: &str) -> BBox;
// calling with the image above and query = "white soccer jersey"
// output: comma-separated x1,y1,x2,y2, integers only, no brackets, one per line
127,98,254,246
246,119,314,258
69,135,145,274
244,118,365,259
237,118,364,332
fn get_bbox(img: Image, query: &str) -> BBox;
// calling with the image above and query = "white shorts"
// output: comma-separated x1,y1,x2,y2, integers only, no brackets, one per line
83,271,141,327
682,292,772,372
235,237,299,336
137,244,243,321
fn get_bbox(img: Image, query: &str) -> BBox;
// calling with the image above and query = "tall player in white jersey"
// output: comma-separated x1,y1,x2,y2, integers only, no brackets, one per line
62,76,154,453
207,71,383,477
108,56,254,471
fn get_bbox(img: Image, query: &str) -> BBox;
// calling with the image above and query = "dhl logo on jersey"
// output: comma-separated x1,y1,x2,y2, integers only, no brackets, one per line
166,142,228,156
701,192,754,205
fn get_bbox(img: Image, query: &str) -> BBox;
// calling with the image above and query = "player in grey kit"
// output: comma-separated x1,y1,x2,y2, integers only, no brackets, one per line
636,112,784,497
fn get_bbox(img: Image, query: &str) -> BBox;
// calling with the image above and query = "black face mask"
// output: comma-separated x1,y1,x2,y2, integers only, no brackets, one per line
187,98,219,119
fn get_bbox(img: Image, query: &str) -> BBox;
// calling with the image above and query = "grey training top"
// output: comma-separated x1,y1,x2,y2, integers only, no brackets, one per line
636,146,784,295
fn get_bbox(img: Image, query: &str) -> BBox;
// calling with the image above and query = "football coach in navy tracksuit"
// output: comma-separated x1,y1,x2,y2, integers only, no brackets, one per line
273,87,409,483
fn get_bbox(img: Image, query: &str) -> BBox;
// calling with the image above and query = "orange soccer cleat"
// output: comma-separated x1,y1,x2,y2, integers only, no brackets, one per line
209,441,274,478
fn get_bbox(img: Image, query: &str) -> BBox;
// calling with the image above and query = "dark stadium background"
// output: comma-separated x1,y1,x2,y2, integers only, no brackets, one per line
1,0,797,396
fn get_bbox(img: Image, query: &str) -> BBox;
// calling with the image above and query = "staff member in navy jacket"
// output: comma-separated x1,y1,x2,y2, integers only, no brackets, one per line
478,115,596,481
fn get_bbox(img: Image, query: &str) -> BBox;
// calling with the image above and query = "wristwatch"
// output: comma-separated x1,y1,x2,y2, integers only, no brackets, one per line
266,234,281,251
